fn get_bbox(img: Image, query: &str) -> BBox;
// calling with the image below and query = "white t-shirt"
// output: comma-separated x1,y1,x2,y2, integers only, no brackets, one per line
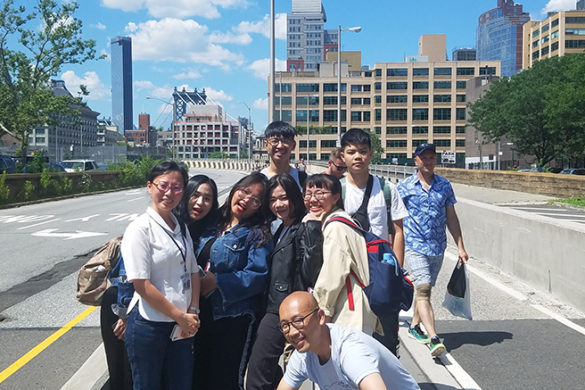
260,166,302,189
343,176,409,239
283,324,419,390
121,207,198,322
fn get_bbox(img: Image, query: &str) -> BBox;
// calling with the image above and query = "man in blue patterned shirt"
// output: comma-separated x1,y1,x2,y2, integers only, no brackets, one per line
397,143,468,357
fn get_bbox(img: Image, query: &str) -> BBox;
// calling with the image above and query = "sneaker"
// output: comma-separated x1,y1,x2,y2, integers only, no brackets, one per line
429,336,446,357
408,324,430,344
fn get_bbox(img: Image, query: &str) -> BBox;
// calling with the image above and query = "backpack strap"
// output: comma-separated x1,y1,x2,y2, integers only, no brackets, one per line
378,176,394,236
340,177,346,201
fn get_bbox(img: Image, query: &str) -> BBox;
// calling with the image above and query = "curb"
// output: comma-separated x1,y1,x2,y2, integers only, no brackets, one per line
61,343,108,390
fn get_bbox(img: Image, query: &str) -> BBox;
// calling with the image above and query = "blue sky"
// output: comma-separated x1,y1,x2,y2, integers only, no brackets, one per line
49,0,577,134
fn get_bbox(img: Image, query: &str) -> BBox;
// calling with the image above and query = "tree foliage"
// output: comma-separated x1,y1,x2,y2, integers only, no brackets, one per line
468,54,585,167
0,0,101,157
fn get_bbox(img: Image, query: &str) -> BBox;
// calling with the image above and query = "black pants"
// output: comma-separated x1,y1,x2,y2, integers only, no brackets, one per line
100,286,133,390
374,312,400,357
245,312,286,390
193,309,256,390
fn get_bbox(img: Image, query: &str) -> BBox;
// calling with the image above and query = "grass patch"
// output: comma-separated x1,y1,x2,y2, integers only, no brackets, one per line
552,196,585,208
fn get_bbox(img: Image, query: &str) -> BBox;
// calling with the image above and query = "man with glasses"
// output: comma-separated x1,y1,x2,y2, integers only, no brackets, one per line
276,291,419,390
261,121,307,189
321,147,347,179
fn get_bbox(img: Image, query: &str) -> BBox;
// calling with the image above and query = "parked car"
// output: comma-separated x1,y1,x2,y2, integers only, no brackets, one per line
60,159,98,172
21,162,66,173
559,168,585,175
0,155,15,174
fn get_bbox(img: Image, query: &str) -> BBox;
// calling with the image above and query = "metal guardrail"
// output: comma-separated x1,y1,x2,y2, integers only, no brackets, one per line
308,161,415,184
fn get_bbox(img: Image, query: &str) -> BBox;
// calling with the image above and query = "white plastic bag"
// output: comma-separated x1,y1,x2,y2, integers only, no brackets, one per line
442,265,472,320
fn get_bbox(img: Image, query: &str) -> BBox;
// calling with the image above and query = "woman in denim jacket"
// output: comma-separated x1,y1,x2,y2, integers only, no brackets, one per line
195,172,273,390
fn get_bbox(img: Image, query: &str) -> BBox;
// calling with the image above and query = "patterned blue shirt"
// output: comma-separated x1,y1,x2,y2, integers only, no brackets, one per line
397,173,456,256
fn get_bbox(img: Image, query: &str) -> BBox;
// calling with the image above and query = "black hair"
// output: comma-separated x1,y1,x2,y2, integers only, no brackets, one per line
304,174,344,210
264,121,297,139
173,175,220,243
147,160,188,184
267,173,306,223
218,172,272,245
340,128,371,150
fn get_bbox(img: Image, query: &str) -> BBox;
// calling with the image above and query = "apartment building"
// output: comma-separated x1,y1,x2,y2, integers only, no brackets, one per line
272,59,500,164
522,10,585,69
174,105,241,160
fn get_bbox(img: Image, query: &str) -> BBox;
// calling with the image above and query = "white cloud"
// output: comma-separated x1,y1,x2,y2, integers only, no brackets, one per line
209,31,252,45
247,58,287,79
173,69,202,80
125,22,138,33
93,22,106,30
101,0,248,19
542,0,577,13
204,86,233,102
134,80,173,99
236,13,287,40
60,70,109,100
252,97,267,110
128,18,244,70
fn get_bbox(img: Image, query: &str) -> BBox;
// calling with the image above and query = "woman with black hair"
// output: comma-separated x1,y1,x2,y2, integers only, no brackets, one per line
195,172,273,390
245,173,323,390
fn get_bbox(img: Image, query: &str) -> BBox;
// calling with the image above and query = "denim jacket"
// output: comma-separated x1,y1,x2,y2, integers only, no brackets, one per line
198,224,273,319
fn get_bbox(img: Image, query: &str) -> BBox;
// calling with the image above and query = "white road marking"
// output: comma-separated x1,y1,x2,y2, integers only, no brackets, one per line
438,351,482,390
65,214,100,222
531,304,585,337
127,197,145,202
536,213,585,218
17,218,61,230
31,229,107,240
0,215,54,224
105,213,140,222
511,207,565,212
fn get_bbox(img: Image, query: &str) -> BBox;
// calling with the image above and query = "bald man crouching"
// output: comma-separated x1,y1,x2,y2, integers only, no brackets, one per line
277,292,419,390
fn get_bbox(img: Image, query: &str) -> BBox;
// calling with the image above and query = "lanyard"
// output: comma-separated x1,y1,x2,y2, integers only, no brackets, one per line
150,216,188,274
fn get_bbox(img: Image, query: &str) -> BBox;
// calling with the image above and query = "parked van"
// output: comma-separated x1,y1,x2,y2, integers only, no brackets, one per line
0,155,16,174
60,159,98,172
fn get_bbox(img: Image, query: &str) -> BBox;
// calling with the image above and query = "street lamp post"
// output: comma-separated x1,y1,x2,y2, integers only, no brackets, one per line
146,96,175,160
337,25,362,147
306,97,310,163
242,102,252,167
269,0,275,123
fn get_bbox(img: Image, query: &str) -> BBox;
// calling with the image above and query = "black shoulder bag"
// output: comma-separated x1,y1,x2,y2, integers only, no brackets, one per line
351,174,374,231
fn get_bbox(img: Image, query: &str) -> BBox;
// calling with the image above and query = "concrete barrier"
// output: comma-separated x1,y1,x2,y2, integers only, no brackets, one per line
453,197,585,314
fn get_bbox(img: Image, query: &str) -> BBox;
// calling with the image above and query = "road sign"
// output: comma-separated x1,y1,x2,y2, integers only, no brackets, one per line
442,151,456,164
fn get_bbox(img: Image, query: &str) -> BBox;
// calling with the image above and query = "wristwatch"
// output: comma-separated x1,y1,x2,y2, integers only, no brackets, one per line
188,306,200,314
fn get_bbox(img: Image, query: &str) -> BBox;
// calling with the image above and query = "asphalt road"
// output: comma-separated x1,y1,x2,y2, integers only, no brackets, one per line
1,168,584,389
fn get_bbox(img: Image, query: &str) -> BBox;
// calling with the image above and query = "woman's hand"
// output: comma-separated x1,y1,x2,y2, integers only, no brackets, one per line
200,271,218,296
177,312,200,337
112,318,126,340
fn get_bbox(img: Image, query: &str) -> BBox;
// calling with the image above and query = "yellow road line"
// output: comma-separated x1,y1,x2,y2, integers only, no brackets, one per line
0,306,98,384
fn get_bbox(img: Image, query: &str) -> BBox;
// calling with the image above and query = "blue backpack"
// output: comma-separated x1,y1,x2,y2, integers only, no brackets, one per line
108,254,135,314
325,216,414,317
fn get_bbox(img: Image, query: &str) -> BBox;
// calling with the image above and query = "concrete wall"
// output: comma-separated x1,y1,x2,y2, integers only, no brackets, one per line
436,168,585,198
454,198,585,314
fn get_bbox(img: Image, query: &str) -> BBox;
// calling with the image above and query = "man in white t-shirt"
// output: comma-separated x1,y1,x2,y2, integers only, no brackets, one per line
340,128,408,357
276,292,419,390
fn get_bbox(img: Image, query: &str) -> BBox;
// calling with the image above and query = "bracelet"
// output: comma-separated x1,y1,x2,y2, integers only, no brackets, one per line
188,306,200,314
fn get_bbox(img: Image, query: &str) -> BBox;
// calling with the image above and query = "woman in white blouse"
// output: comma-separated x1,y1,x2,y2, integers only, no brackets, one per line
121,161,201,390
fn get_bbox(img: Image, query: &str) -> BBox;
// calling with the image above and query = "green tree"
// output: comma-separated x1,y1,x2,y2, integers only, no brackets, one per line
0,0,101,159
209,151,229,159
368,130,383,164
469,55,585,167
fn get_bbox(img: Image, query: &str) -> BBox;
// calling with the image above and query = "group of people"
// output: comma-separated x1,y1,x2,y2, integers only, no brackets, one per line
99,120,468,390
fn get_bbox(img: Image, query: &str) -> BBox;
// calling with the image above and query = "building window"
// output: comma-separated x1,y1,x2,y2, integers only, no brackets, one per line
565,17,585,24
387,82,408,90
387,126,407,134
456,108,466,120
413,81,429,89
456,126,465,133
413,68,429,76
375,95,382,104
551,41,559,52
412,139,428,147
412,126,428,134
374,126,381,134
387,140,407,148
275,83,292,92
297,83,319,92
433,126,451,134
363,85,371,92
387,68,408,77
412,108,428,121
323,110,345,122
274,96,292,105
363,98,370,105
433,109,451,120
566,28,585,35
479,67,496,75
351,111,362,121
374,82,381,91
351,85,363,92
541,24,550,33
456,67,475,76
299,140,317,148
434,68,452,76
434,81,451,89
433,94,451,103
323,96,346,105
456,81,467,89
456,94,466,102
321,140,337,148
388,95,407,103
375,109,381,121
435,139,451,147
412,95,429,103
351,97,362,105
532,50,540,59
565,40,585,48
387,109,407,121
551,19,559,28
375,69,382,77
456,139,466,147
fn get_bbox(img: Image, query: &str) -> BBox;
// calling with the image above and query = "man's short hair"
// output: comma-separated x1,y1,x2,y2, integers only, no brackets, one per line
341,128,371,149
265,121,297,139
329,147,343,161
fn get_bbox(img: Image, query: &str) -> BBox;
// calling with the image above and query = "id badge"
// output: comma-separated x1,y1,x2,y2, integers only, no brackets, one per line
181,273,191,293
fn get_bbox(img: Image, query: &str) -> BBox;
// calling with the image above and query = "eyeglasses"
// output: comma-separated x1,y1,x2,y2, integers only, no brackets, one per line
266,136,294,147
279,308,318,333
152,181,184,194
331,162,347,172
303,190,331,201
236,188,262,209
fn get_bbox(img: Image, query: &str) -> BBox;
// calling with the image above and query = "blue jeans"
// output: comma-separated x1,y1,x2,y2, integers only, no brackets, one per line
125,308,194,390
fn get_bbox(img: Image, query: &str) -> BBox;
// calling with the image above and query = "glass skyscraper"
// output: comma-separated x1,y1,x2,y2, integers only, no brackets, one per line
477,0,530,77
111,36,133,134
